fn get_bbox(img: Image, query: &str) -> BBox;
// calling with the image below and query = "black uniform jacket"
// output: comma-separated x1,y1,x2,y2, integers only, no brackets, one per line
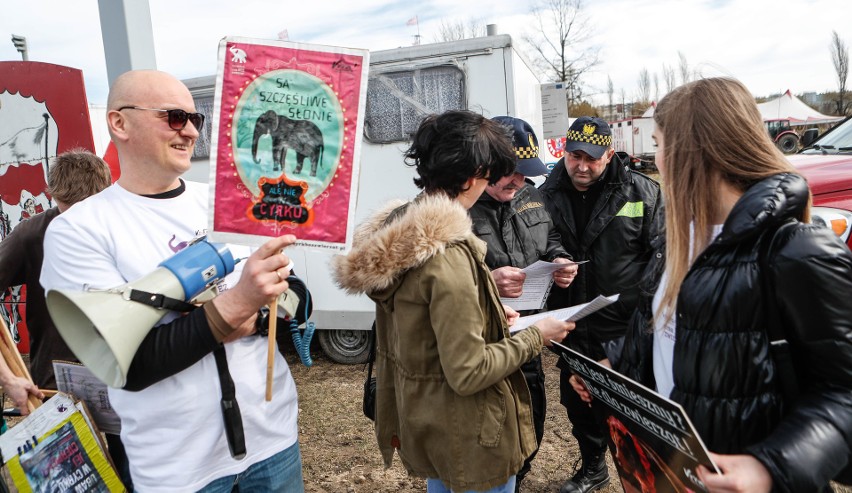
539,153,663,359
470,183,569,271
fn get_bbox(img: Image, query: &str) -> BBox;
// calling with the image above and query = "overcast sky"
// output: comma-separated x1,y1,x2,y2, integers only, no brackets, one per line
1,0,850,108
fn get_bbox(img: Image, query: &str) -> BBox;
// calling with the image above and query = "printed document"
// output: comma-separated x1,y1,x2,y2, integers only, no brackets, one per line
510,293,619,333
500,260,589,311
53,361,120,434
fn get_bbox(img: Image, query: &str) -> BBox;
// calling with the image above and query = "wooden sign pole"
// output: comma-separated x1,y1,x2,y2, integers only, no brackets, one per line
0,317,42,412
265,299,278,402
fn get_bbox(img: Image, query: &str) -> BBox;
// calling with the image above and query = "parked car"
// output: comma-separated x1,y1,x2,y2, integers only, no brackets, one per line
788,116,852,249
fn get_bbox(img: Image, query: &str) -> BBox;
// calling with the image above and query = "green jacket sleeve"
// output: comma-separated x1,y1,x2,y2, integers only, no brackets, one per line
419,244,543,396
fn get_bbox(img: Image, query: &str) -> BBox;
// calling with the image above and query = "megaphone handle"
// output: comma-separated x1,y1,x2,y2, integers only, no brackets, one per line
265,300,278,402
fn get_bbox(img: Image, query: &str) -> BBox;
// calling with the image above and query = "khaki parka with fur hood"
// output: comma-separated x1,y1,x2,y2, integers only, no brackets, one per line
332,194,543,491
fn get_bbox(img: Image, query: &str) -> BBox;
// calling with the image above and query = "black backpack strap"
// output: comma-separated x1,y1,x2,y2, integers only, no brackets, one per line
213,345,247,460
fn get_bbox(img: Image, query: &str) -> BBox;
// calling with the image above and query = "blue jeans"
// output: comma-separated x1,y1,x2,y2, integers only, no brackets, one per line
426,477,516,493
196,441,304,493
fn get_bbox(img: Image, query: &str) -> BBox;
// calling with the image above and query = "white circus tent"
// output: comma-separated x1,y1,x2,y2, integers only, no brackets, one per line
757,90,844,126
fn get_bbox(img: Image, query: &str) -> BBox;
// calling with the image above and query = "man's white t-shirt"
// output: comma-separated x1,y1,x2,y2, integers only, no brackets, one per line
40,181,299,493
652,223,723,399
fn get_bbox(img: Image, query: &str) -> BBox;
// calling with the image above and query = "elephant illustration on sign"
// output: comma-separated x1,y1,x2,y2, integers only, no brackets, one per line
252,110,325,177
229,46,247,64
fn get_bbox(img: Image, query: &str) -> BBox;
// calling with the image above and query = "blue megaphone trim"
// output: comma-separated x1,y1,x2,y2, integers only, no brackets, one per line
158,239,235,299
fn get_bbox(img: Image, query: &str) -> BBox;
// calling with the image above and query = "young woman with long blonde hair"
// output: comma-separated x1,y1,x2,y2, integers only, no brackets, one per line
601,77,851,492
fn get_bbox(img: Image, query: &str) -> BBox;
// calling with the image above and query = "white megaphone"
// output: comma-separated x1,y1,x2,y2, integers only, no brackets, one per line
46,239,235,388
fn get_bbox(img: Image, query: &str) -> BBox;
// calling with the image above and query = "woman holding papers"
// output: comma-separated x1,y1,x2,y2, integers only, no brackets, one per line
610,77,852,492
333,110,573,493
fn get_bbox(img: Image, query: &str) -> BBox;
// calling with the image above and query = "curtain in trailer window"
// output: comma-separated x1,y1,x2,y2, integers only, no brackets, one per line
364,65,465,143
192,96,214,159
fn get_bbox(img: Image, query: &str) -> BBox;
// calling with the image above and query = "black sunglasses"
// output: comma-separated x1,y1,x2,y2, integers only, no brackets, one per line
118,106,205,132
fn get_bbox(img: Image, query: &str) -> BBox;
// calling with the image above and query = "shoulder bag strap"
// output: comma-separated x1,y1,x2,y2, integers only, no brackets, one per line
367,321,376,375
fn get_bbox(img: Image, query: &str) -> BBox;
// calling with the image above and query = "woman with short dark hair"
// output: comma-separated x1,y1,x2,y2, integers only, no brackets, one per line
334,110,573,492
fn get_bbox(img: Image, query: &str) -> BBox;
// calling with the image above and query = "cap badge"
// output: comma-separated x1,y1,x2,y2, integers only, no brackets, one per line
582,124,596,135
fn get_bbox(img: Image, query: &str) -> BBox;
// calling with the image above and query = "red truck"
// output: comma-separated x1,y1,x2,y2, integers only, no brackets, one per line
788,116,852,248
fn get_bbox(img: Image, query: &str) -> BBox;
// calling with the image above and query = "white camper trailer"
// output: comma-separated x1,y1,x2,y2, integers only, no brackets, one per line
610,117,656,167
183,34,544,363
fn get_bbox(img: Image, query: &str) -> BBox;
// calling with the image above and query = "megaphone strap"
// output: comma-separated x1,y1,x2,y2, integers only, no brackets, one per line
213,346,247,460
127,287,248,459
127,289,198,313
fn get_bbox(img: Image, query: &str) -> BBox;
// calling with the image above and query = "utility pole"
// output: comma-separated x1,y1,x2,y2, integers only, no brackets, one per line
97,0,157,87
11,34,28,61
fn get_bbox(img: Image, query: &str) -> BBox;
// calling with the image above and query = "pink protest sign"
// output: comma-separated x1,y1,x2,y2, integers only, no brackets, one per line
208,36,369,251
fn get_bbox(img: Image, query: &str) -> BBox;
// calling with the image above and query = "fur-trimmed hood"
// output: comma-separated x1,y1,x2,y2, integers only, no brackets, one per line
332,193,477,298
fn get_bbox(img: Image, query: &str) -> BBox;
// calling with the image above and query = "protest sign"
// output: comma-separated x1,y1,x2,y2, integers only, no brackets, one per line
208,36,369,251
0,393,124,492
549,341,718,493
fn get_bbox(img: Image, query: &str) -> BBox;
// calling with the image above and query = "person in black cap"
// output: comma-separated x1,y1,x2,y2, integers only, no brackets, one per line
470,116,578,492
539,116,663,493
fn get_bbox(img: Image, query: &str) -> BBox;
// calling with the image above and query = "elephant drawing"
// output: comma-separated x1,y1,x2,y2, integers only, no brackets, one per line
229,46,247,64
252,110,325,177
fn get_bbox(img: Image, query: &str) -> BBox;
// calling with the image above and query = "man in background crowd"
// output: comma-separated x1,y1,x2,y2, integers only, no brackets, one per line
0,149,111,397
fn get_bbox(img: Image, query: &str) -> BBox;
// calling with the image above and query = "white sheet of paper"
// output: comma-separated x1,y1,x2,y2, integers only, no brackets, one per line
500,260,589,311
52,361,121,435
0,393,77,463
509,293,620,333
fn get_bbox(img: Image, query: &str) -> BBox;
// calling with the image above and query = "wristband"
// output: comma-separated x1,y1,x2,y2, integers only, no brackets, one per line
204,302,236,343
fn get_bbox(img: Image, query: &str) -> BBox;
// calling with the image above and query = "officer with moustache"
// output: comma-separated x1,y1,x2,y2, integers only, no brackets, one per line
470,116,578,492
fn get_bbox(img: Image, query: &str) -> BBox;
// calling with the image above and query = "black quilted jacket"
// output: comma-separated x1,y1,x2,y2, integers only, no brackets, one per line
619,173,852,492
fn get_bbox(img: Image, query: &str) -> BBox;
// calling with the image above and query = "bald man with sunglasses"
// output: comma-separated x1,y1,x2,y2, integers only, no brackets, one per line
41,70,304,492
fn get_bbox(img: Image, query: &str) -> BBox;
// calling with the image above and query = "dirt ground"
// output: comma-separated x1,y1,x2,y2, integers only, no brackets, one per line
288,344,620,493
2,346,848,492
287,342,852,493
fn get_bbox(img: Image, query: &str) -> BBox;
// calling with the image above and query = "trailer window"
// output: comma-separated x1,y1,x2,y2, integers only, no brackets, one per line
364,65,465,143
192,95,214,159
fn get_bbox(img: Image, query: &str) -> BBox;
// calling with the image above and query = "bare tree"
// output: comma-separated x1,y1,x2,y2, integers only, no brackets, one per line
831,30,850,115
662,63,676,92
678,51,690,85
653,72,660,102
522,0,601,102
607,76,614,120
637,68,651,103
433,18,487,42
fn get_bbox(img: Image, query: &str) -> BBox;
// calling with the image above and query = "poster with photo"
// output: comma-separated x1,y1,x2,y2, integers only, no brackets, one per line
549,341,719,493
208,36,369,251
0,393,124,492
